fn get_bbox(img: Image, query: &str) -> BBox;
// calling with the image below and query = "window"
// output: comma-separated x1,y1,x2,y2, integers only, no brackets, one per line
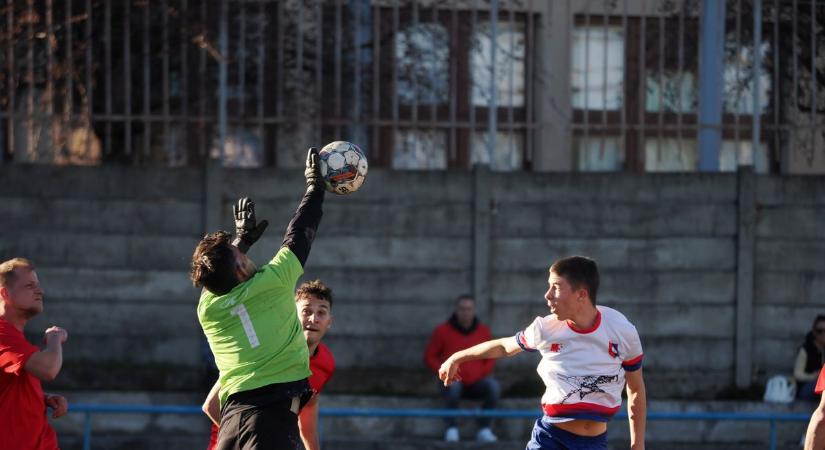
571,26,624,110
572,13,775,173
374,7,534,171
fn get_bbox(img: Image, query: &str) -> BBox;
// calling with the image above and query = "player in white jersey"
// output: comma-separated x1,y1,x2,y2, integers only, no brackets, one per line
439,256,646,450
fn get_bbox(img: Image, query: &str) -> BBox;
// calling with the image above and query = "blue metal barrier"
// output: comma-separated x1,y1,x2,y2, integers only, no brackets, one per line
69,404,811,450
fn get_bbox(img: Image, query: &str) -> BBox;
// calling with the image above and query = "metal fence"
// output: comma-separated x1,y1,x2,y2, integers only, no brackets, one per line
1,1,823,172
68,403,811,450
570,0,823,173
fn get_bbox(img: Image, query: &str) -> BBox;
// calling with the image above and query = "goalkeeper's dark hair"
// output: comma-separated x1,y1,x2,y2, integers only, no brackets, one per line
295,279,333,307
190,231,239,296
549,256,600,305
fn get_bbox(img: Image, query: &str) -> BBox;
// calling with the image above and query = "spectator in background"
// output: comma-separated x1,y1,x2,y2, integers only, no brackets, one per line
424,295,500,443
0,258,69,450
796,315,825,400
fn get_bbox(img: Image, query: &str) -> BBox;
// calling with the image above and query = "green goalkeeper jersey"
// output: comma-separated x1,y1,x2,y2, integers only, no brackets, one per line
197,247,311,406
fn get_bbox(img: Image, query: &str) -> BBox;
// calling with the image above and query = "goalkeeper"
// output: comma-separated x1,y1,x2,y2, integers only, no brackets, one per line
190,148,324,450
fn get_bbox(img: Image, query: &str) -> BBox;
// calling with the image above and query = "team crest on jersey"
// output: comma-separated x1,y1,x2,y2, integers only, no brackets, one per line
549,343,563,353
608,341,620,358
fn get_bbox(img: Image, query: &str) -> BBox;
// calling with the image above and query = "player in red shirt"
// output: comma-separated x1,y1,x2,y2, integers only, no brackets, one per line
0,258,69,450
424,295,499,443
805,365,825,450
204,277,336,450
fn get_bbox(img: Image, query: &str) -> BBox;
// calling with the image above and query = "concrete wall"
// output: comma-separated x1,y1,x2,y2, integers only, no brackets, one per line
0,164,822,399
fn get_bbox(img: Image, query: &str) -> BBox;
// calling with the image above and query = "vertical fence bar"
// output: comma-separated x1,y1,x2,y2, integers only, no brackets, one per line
751,0,761,167
430,2,437,132
335,0,343,138
411,0,418,127
104,0,111,155
47,0,55,154
371,3,382,162
217,0,227,161
602,1,610,163
275,0,283,125
449,6,457,161
793,0,798,119
65,0,73,146
810,0,816,161
507,5,515,168
734,0,741,162
638,0,646,170
352,0,363,142
124,1,132,155
698,0,725,171
347,3,364,141
657,2,665,162
619,0,628,166
142,0,151,157
772,0,778,168
676,0,685,152
239,1,246,118
274,0,283,164
583,6,590,162
371,3,380,161
525,0,535,164
84,0,92,159
4,0,14,163
162,0,170,159
82,412,92,450
256,0,264,158
315,0,323,142
181,0,188,162
197,0,205,157
470,3,477,155
297,0,304,139
487,0,497,165
392,0,399,155
26,0,34,157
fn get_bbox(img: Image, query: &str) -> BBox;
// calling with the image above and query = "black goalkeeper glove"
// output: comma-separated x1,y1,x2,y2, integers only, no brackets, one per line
231,197,269,254
305,147,323,191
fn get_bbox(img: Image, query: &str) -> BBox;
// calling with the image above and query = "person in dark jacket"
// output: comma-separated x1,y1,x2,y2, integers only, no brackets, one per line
796,315,825,400
424,295,500,443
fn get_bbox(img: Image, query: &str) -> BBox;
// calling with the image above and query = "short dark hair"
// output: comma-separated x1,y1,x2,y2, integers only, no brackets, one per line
455,294,474,305
295,279,333,307
0,258,35,289
550,256,600,305
190,231,239,295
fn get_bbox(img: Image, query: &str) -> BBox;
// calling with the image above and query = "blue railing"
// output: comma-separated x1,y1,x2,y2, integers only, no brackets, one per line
69,404,811,450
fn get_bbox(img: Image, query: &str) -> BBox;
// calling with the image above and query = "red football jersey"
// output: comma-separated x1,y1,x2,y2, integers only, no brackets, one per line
0,319,59,450
307,343,335,395
815,365,825,395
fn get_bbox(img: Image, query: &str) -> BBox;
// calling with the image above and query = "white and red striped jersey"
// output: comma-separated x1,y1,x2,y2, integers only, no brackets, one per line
515,305,643,423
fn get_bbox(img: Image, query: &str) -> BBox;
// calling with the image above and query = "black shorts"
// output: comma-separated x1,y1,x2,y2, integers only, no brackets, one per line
216,379,311,450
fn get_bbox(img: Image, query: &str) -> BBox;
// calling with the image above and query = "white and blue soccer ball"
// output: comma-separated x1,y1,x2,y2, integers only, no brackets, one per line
318,141,368,195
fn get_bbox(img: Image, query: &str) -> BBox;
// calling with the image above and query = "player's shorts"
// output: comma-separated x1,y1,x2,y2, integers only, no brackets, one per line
216,379,310,450
526,416,607,450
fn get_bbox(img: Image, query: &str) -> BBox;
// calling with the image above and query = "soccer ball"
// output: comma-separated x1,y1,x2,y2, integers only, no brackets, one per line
318,141,368,195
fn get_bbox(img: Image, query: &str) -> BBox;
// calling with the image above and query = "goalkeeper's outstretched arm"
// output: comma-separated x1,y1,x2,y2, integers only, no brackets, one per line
282,147,325,267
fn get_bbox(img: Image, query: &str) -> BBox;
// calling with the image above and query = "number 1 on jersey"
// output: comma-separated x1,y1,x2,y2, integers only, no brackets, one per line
230,304,260,348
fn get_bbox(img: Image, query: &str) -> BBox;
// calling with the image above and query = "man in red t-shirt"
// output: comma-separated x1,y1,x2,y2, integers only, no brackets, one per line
424,295,500,443
204,279,335,450
805,365,825,450
0,258,69,450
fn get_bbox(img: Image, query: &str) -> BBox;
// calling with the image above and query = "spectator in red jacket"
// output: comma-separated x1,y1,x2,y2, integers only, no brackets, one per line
424,295,500,443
